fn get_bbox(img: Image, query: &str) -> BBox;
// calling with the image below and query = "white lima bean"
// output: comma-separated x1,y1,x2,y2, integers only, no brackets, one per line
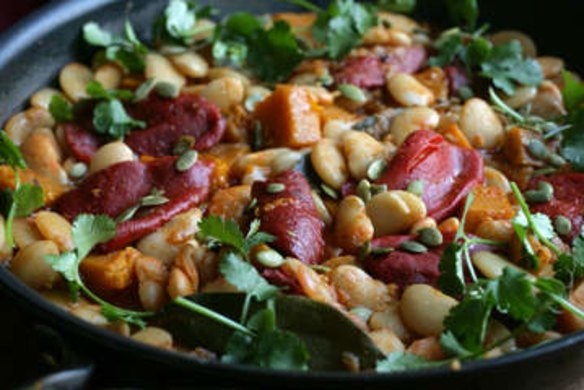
70,304,109,327
271,149,304,175
94,63,123,90
503,86,537,109
30,88,63,110
169,52,209,78
208,68,251,89
342,131,386,180
369,304,412,342
34,211,74,252
311,139,348,189
475,220,514,243
459,98,504,149
89,141,135,174
20,127,67,183
390,107,439,146
484,167,512,193
59,63,93,102
167,266,196,299
199,77,245,112
5,107,55,146
537,57,564,79
145,53,186,90
472,251,527,280
387,73,435,107
323,120,353,144
13,217,43,249
400,284,458,336
331,265,391,311
366,190,427,236
333,196,374,252
531,81,566,120
369,329,405,355
132,327,173,349
11,240,60,290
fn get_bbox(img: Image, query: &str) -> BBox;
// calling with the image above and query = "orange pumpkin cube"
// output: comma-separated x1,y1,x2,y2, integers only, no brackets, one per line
466,185,516,232
255,85,322,148
80,247,141,292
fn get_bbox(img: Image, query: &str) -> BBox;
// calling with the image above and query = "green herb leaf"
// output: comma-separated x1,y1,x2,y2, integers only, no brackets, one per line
93,99,146,139
45,252,81,285
165,0,197,39
49,95,74,122
445,0,479,31
554,230,584,286
495,267,537,321
86,80,133,101
72,214,117,260
480,40,543,95
376,352,444,373
561,71,584,171
219,252,279,301
0,132,26,169
13,184,44,217
83,21,148,73
198,215,246,254
377,0,417,14
438,242,466,296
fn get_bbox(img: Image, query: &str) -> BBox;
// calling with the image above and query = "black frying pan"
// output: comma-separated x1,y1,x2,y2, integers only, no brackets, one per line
1,0,583,388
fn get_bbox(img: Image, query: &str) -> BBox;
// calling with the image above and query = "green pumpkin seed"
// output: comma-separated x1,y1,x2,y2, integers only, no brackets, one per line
367,159,387,181
338,83,367,103
370,247,394,256
352,116,377,131
175,150,199,172
267,183,286,194
140,189,169,207
526,139,549,160
155,81,180,99
359,240,372,260
252,121,263,151
417,227,443,248
311,190,332,225
69,162,88,178
406,179,425,197
172,135,196,156
320,184,338,199
525,181,554,203
317,74,334,86
554,215,572,236
350,306,373,323
547,153,566,168
133,78,157,102
399,240,428,254
116,204,140,223
256,249,285,268
370,184,387,196
356,179,372,203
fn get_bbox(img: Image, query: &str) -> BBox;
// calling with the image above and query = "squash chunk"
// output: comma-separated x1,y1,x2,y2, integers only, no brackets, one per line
466,185,515,231
80,247,141,291
255,85,321,148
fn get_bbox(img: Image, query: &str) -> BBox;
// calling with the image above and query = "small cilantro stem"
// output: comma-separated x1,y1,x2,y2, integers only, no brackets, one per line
81,285,153,319
547,293,584,320
5,170,20,248
510,182,562,257
286,0,322,13
174,297,254,336
489,88,524,123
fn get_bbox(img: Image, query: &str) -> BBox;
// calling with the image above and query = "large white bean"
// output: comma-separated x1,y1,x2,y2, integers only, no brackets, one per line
459,98,504,149
387,73,435,107
342,131,386,180
484,167,511,193
366,191,427,236
207,68,251,89
475,220,514,243
59,63,93,102
30,88,63,110
503,86,537,109
271,150,304,175
323,120,353,144
199,77,245,112
472,251,526,280
537,57,564,79
311,139,348,189
13,217,43,249
20,127,67,183
169,52,209,78
333,196,374,252
132,327,173,349
89,141,135,174
400,284,458,336
390,107,439,146
369,304,412,342
5,107,55,146
11,240,60,290
331,265,391,311
369,329,405,355
531,81,566,120
94,63,123,90
145,53,186,89
34,211,73,252
489,30,537,57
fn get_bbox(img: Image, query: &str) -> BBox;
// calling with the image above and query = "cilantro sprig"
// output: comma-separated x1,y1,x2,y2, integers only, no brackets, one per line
560,71,584,171
0,132,44,248
83,21,148,73
154,0,217,48
45,214,153,327
438,192,503,296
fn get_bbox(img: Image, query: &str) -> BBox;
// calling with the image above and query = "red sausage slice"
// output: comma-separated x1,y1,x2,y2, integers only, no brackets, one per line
252,170,324,265
376,130,484,221
62,123,103,164
334,55,386,89
529,173,584,242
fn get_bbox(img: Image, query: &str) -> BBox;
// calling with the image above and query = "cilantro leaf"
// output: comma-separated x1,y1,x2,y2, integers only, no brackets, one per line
376,352,445,373
309,0,377,60
480,40,543,95
72,214,117,260
495,267,537,321
93,99,146,139
562,70,584,113
445,0,479,31
198,215,246,254
86,80,133,101
45,252,80,284
438,242,466,296
561,71,584,171
428,32,465,68
219,252,279,301
554,230,584,286
377,0,417,14
0,132,26,169
83,21,148,73
165,0,196,40
13,184,44,217
48,95,74,123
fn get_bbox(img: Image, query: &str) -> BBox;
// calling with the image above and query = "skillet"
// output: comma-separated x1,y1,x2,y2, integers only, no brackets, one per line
0,0,583,388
